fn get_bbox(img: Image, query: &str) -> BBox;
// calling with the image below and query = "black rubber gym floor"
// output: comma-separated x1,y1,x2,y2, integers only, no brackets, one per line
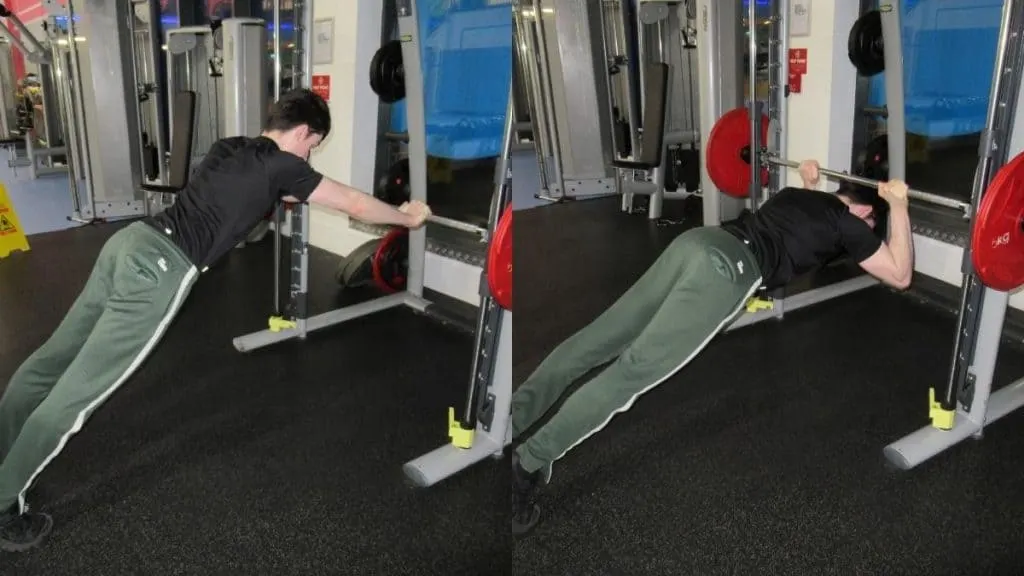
513,197,1024,575
0,223,506,575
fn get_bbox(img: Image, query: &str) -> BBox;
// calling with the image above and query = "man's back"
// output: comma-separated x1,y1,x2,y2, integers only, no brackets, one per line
146,136,288,269
721,188,881,289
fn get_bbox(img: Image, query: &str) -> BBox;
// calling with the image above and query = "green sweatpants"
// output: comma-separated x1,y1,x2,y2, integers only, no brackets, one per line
511,227,762,475
0,221,198,513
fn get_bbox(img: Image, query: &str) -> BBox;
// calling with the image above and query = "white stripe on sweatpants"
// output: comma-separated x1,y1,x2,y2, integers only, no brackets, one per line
551,277,764,465
17,265,199,514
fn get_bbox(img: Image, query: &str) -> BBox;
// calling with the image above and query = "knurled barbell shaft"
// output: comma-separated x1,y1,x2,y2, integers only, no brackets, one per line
427,214,488,237
766,156,970,213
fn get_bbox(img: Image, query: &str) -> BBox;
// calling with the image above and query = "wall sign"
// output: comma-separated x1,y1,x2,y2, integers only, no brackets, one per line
312,74,331,102
313,18,334,66
789,48,808,75
790,0,811,37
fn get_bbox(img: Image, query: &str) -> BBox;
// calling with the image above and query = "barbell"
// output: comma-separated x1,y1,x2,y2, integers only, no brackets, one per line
706,106,1024,292
370,161,511,306
707,108,970,213
767,157,970,213
375,159,490,238
427,214,488,238
333,207,512,309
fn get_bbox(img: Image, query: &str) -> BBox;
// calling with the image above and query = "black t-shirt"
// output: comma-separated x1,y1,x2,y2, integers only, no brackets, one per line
721,187,882,289
145,136,324,269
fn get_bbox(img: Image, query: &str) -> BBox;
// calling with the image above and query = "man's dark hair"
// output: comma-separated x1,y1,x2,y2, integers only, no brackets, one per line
265,88,331,137
837,181,889,237
835,181,876,206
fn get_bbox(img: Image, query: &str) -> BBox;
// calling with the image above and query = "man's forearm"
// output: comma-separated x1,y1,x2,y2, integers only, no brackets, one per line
886,203,914,284
307,179,413,227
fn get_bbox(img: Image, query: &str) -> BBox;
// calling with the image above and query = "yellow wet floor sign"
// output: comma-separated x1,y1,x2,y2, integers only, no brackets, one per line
0,183,29,258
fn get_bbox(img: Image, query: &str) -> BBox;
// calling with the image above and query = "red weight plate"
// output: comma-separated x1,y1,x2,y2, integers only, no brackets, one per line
487,206,512,310
372,227,409,294
972,151,1024,292
705,107,770,198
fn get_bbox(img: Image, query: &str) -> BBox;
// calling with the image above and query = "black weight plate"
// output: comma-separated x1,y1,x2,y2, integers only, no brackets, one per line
664,146,681,192
142,143,159,180
860,134,890,240
848,10,884,77
862,134,889,181
379,157,411,205
342,257,374,289
369,40,406,103
679,148,701,193
335,238,382,288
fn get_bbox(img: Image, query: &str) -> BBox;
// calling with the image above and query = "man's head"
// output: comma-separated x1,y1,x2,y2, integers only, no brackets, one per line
263,89,331,160
836,182,888,234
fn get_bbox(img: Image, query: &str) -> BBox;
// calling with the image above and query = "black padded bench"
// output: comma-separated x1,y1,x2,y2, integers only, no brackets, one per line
142,91,196,195
611,62,669,171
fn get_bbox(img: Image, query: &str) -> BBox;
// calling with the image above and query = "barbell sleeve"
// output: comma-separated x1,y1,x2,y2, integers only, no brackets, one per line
427,214,488,237
766,156,971,214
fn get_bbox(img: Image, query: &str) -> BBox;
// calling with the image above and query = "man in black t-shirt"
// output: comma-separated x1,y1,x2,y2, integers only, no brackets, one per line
511,160,914,535
0,89,433,553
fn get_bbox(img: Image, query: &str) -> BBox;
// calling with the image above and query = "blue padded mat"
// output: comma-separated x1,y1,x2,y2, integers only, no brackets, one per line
867,0,1002,137
390,0,512,160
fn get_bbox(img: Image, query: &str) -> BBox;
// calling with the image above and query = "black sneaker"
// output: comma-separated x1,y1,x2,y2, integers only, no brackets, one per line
0,504,53,553
512,454,543,536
